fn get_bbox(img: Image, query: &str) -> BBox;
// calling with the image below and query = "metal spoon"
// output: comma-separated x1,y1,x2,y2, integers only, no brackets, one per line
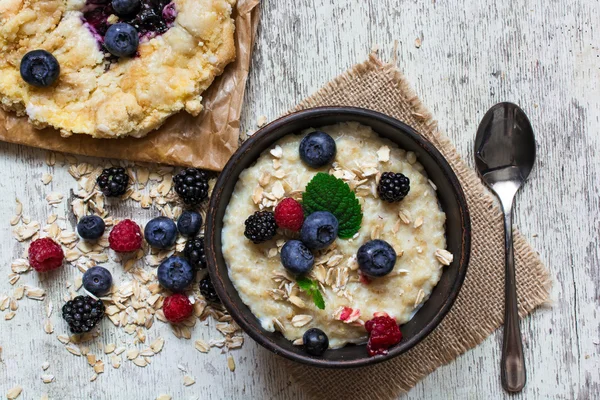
474,102,535,393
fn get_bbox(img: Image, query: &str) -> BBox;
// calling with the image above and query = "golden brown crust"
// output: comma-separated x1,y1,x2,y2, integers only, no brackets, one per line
0,0,236,138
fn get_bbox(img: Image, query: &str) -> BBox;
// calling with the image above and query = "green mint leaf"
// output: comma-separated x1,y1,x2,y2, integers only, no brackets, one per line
302,173,363,238
296,276,316,292
311,290,325,310
296,277,325,309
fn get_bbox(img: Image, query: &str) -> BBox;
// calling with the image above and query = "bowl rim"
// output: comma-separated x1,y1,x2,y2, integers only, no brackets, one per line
205,106,471,368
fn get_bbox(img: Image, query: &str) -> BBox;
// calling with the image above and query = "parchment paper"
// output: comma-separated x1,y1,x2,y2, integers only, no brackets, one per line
0,0,260,172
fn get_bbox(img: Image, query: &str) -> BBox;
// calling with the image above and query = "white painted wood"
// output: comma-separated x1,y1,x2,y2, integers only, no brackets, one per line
1,0,598,398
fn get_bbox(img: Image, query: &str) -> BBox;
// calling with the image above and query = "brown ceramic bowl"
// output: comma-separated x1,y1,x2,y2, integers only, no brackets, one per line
205,107,471,368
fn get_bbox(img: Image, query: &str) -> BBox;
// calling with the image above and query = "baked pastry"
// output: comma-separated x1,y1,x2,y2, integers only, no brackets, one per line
0,0,236,138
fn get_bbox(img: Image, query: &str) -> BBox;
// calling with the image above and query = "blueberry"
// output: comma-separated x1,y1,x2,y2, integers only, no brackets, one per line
157,256,194,292
299,131,337,168
20,50,60,87
144,217,177,249
357,240,397,278
280,240,314,275
300,211,338,250
303,328,329,356
104,23,139,57
111,0,140,17
82,266,113,296
177,211,202,237
77,216,106,240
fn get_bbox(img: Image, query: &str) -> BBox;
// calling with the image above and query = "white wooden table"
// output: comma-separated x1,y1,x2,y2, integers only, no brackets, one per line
1,0,598,398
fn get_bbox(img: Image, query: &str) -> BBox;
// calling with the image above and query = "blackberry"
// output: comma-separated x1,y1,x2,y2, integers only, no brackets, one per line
173,168,209,206
97,167,130,197
183,237,207,269
199,276,219,303
244,211,277,244
62,295,105,334
377,172,410,202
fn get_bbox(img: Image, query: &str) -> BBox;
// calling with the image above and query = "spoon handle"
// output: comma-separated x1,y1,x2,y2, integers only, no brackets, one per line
501,202,526,392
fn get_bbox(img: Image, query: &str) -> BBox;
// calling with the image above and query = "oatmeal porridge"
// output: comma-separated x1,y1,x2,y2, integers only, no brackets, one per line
221,122,452,350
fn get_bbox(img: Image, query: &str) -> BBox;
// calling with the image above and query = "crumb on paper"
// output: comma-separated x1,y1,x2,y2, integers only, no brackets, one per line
415,37,422,48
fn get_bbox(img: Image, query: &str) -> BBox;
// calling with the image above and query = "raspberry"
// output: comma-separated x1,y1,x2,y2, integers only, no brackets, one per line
28,238,64,272
365,314,402,356
109,219,142,252
162,293,193,323
274,198,304,231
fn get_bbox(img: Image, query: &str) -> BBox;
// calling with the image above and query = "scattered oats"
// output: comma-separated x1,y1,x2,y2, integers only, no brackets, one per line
44,320,53,334
6,385,22,399
45,192,64,205
86,354,97,366
126,348,139,360
435,249,453,266
227,336,244,349
45,151,56,166
293,338,303,346
25,287,45,300
11,259,29,274
209,338,225,348
132,357,148,367
392,219,402,234
227,355,235,372
288,295,306,308
398,209,411,224
5,312,15,320
15,198,23,215
141,194,152,208
150,337,164,353
414,37,422,48
413,216,424,229
406,151,417,164
41,374,54,383
114,346,126,355
88,253,109,263
10,214,21,226
176,364,186,372
183,375,195,386
267,247,278,259
8,274,20,285
195,339,210,353
270,145,283,159
66,344,81,356
291,315,313,328
256,115,268,127
93,360,105,374
41,394,49,400
272,158,281,169
41,362,50,370
41,173,53,185
362,167,379,177
12,221,40,241
376,146,390,162
57,335,70,344
156,395,171,400
111,355,122,369
370,224,382,240
89,373,98,382
272,181,285,199
414,289,425,307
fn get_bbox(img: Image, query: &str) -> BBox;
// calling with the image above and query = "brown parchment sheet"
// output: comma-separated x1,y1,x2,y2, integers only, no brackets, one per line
0,0,260,172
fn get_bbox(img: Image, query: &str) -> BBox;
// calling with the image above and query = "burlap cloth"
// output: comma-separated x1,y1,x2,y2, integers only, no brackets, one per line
281,53,552,399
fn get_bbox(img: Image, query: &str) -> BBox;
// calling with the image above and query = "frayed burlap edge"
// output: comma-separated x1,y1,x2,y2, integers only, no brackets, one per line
282,53,552,399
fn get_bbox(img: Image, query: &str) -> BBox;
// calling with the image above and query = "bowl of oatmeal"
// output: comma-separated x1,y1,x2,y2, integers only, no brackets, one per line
205,107,470,367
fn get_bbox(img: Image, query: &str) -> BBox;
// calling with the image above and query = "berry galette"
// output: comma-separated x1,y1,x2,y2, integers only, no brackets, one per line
0,0,236,138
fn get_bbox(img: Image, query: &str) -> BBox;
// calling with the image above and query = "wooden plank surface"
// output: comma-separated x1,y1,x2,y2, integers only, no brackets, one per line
1,0,599,398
